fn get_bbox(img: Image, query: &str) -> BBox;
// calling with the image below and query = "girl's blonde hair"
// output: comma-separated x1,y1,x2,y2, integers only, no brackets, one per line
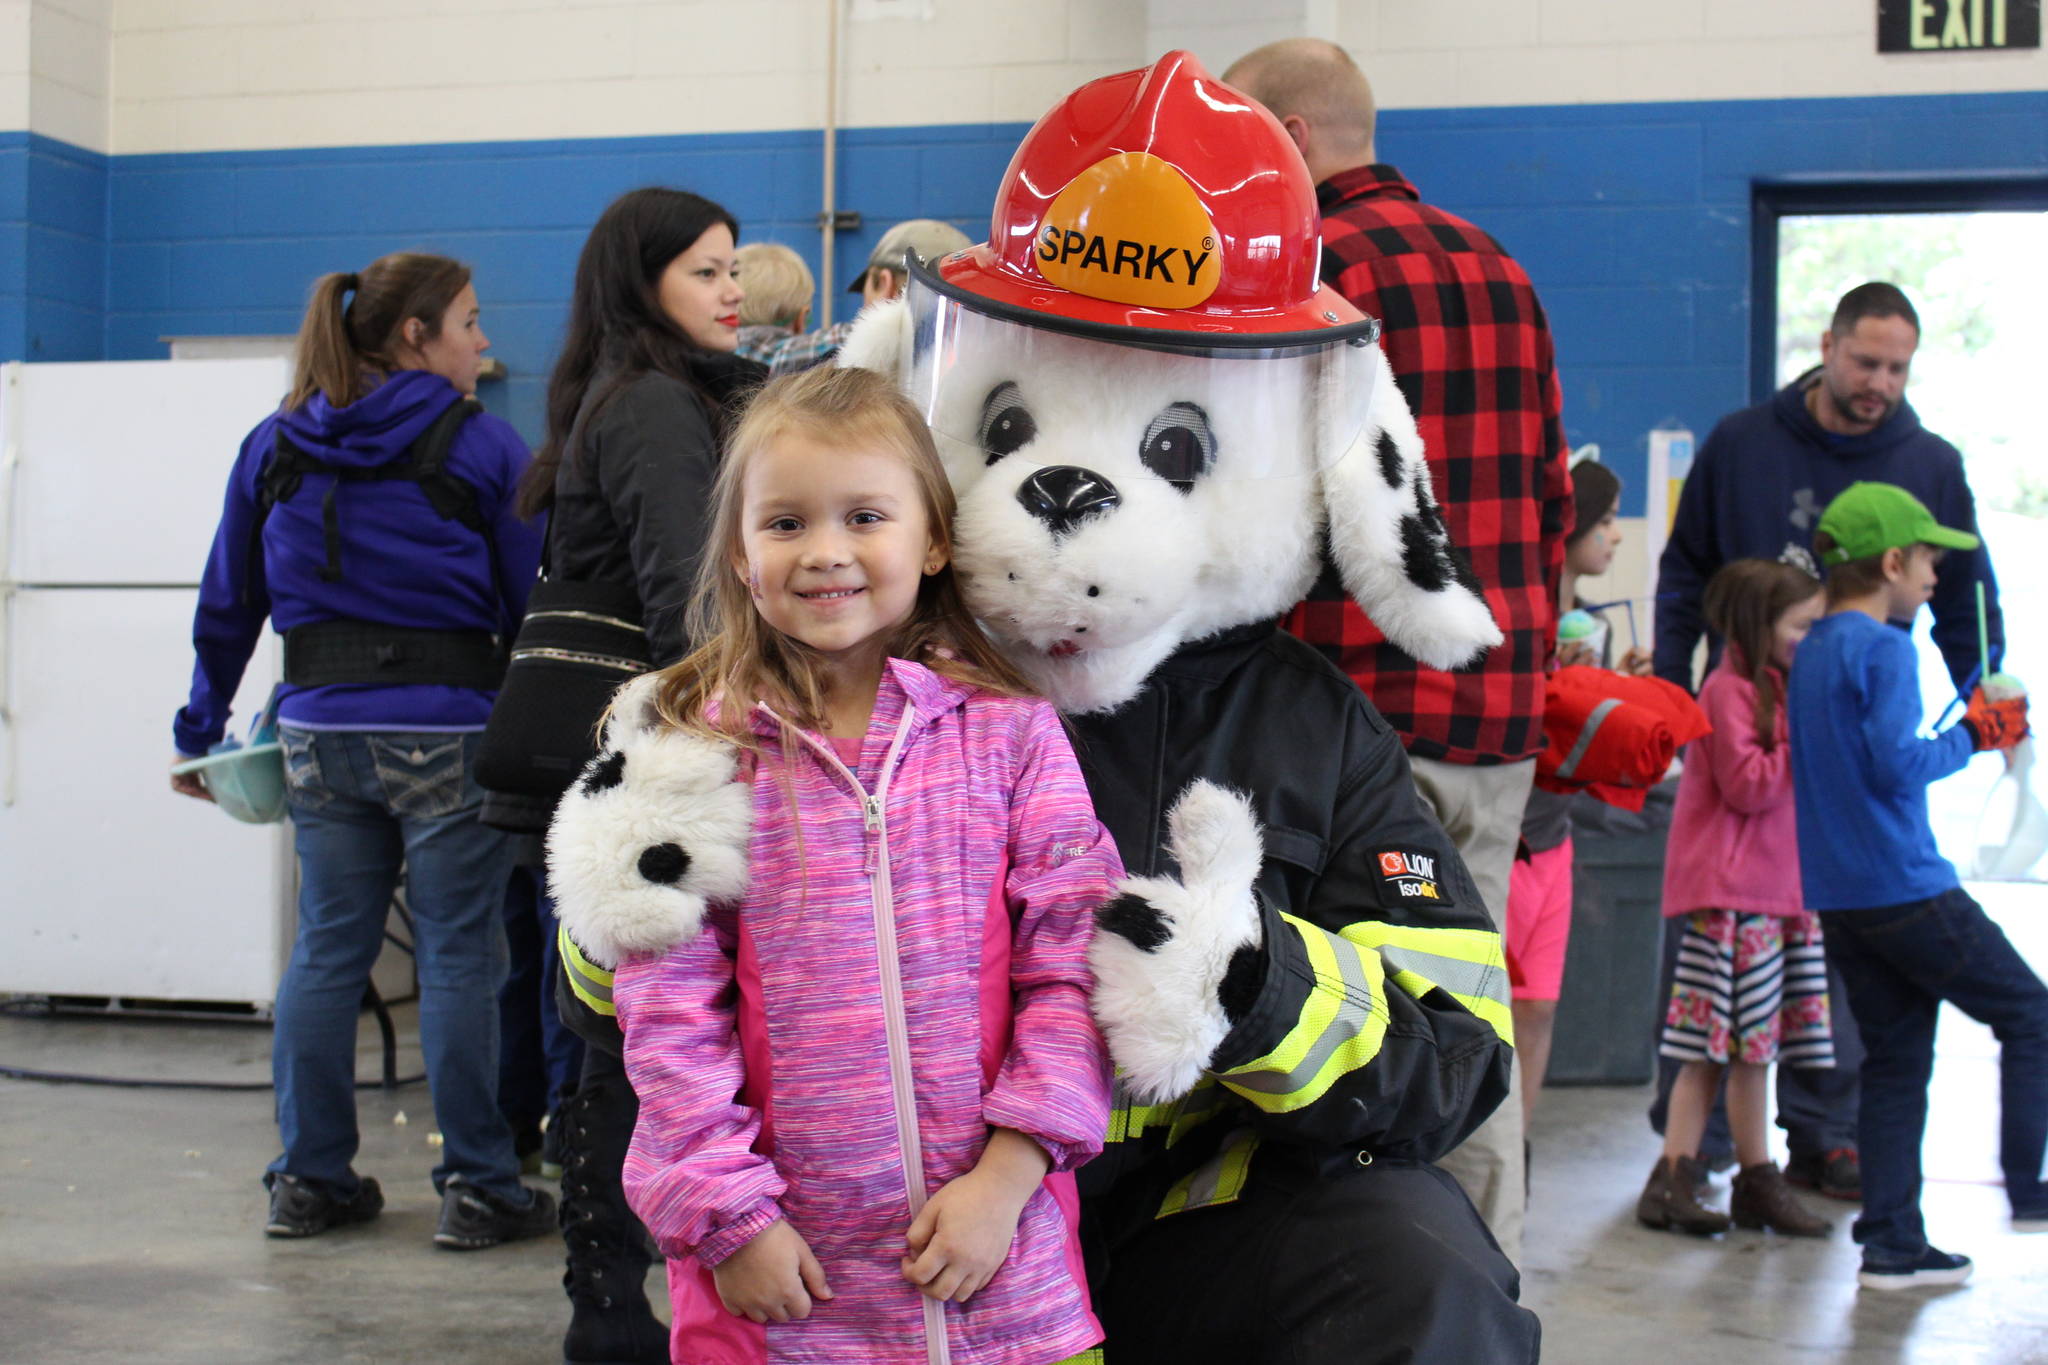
1703,557,1823,750
650,364,1035,744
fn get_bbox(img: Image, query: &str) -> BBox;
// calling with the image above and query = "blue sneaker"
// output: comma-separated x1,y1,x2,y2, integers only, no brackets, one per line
1858,1245,1973,1291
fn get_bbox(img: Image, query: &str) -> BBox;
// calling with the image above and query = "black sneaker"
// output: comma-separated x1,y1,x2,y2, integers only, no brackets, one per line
433,1177,557,1250
1858,1245,1973,1291
2013,1200,2048,1232
264,1173,384,1239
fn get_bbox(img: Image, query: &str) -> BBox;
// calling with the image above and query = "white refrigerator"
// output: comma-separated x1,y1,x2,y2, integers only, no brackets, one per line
0,357,299,1011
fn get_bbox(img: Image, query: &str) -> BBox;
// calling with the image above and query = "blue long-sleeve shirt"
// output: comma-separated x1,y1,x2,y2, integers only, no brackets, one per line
1788,610,1972,911
1655,377,2001,695
173,370,542,756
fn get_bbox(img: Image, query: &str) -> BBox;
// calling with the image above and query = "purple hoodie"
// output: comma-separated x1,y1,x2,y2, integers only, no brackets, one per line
173,369,542,755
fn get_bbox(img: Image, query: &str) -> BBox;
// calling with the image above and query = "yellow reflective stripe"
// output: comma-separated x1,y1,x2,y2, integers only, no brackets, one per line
1155,1126,1259,1218
1050,1350,1104,1365
558,925,616,1017
1106,1076,1224,1147
1385,967,1515,1047
1218,914,1388,1114
1342,920,1514,1046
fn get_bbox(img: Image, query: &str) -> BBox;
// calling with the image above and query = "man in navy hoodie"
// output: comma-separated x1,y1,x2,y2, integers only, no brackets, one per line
1656,281,2002,692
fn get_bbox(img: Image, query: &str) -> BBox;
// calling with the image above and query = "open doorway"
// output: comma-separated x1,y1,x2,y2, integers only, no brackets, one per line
1763,192,2047,875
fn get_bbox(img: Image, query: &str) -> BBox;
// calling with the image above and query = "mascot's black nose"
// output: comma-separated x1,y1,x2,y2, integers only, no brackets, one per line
1018,466,1120,537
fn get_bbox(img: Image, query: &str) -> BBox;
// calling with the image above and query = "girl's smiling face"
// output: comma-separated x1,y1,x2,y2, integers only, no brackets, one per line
734,433,943,674
658,223,744,353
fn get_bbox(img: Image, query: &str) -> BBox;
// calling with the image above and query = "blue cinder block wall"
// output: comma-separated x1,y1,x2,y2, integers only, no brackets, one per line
6,89,2045,513
2,133,110,367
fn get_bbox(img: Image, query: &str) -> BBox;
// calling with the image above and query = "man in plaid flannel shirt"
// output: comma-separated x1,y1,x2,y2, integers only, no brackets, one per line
1228,38,1574,1265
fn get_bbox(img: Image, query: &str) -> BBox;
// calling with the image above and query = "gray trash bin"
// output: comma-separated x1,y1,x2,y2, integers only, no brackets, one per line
1544,780,1677,1087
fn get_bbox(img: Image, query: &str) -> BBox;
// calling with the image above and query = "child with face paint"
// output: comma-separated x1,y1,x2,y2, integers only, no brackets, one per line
601,365,1119,1364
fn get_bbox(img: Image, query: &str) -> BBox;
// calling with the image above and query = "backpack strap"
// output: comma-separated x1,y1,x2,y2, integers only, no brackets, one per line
244,396,488,599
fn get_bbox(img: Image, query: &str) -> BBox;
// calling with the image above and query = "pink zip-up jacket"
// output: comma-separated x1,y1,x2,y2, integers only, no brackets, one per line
1662,656,1805,918
613,658,1119,1365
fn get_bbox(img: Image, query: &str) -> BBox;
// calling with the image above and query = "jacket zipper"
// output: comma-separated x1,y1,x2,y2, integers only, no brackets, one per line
772,703,951,1365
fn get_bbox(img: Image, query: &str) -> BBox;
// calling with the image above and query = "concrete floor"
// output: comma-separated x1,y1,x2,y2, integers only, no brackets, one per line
3,884,2045,1364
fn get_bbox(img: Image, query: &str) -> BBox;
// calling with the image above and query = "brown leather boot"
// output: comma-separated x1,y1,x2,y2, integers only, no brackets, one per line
1636,1155,1732,1235
1731,1161,1833,1237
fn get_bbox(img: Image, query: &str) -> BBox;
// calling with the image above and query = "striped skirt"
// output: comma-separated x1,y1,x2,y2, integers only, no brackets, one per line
1660,909,1834,1068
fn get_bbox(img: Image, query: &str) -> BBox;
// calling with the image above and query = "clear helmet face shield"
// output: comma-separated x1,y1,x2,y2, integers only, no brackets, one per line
901,264,1381,485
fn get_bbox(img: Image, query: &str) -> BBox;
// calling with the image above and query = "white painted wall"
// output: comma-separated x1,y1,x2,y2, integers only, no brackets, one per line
102,0,1152,154
7,0,110,149
1,2,31,134
0,0,2038,153
1336,0,2048,110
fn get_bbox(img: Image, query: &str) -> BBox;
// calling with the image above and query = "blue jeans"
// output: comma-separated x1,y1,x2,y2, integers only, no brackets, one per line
498,862,584,1136
271,728,523,1200
1824,886,2048,1258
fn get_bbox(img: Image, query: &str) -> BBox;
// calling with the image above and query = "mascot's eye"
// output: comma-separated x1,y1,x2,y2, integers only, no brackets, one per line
979,382,1038,465
1138,402,1214,492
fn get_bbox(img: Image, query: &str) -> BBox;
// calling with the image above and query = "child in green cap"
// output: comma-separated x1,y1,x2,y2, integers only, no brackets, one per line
1786,480,2039,1291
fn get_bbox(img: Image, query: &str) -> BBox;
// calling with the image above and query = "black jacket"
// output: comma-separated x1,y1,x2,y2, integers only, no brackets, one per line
1069,621,1513,1245
548,355,763,664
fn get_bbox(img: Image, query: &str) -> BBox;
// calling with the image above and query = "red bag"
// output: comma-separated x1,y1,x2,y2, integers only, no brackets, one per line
1534,666,1711,811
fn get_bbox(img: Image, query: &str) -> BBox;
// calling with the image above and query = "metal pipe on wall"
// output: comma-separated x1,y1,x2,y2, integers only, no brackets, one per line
820,0,841,328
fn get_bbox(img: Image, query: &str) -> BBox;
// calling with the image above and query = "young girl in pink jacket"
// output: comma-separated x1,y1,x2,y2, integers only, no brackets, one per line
1639,557,1835,1240
558,365,1118,1364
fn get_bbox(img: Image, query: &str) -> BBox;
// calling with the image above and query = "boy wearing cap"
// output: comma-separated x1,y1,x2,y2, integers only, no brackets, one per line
1788,481,2043,1291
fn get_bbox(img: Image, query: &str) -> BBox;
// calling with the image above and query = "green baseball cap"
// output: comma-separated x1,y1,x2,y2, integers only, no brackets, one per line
1816,481,1979,565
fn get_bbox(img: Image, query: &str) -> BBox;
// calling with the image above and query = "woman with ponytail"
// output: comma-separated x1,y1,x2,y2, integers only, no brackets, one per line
171,252,552,1249
475,186,764,1365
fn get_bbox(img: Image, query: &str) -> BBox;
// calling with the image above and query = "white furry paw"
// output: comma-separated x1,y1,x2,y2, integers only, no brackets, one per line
545,676,752,969
1090,780,1265,1103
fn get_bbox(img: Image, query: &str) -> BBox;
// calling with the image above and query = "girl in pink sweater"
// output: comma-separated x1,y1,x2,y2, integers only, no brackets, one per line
1639,558,1835,1240
575,366,1117,1364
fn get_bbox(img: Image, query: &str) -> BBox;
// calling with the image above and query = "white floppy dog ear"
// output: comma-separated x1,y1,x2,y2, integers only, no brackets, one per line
1317,345,1502,671
835,296,913,381
546,673,753,968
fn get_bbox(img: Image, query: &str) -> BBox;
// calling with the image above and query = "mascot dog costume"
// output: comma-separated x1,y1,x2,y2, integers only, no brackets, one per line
553,51,1540,1365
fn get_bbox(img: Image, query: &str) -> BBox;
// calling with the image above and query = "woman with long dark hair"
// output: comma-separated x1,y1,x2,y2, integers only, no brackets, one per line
171,252,552,1248
480,186,763,1365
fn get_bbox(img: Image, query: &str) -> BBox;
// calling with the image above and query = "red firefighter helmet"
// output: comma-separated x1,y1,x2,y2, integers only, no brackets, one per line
919,50,1377,352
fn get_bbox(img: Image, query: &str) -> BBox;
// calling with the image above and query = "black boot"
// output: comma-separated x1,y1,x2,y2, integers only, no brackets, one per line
558,1074,668,1365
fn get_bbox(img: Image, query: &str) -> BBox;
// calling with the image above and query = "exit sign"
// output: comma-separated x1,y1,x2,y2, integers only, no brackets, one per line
1879,0,2041,50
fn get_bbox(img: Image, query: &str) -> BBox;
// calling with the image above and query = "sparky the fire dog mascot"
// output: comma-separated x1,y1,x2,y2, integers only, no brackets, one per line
553,51,1541,1365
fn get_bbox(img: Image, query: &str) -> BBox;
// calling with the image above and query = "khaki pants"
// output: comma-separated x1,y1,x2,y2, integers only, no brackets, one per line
1408,753,1535,1266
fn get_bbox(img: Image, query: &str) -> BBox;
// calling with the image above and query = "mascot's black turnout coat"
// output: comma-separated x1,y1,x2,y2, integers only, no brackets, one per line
553,50,1543,1365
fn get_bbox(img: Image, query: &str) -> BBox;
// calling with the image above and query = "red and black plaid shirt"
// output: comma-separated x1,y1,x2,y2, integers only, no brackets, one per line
1285,164,1573,765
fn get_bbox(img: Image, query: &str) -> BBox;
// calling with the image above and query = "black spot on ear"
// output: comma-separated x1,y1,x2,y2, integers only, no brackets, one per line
1400,514,1451,592
637,843,691,885
1097,892,1171,952
1375,430,1404,489
1409,465,1448,536
582,750,626,794
1219,943,1266,1025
